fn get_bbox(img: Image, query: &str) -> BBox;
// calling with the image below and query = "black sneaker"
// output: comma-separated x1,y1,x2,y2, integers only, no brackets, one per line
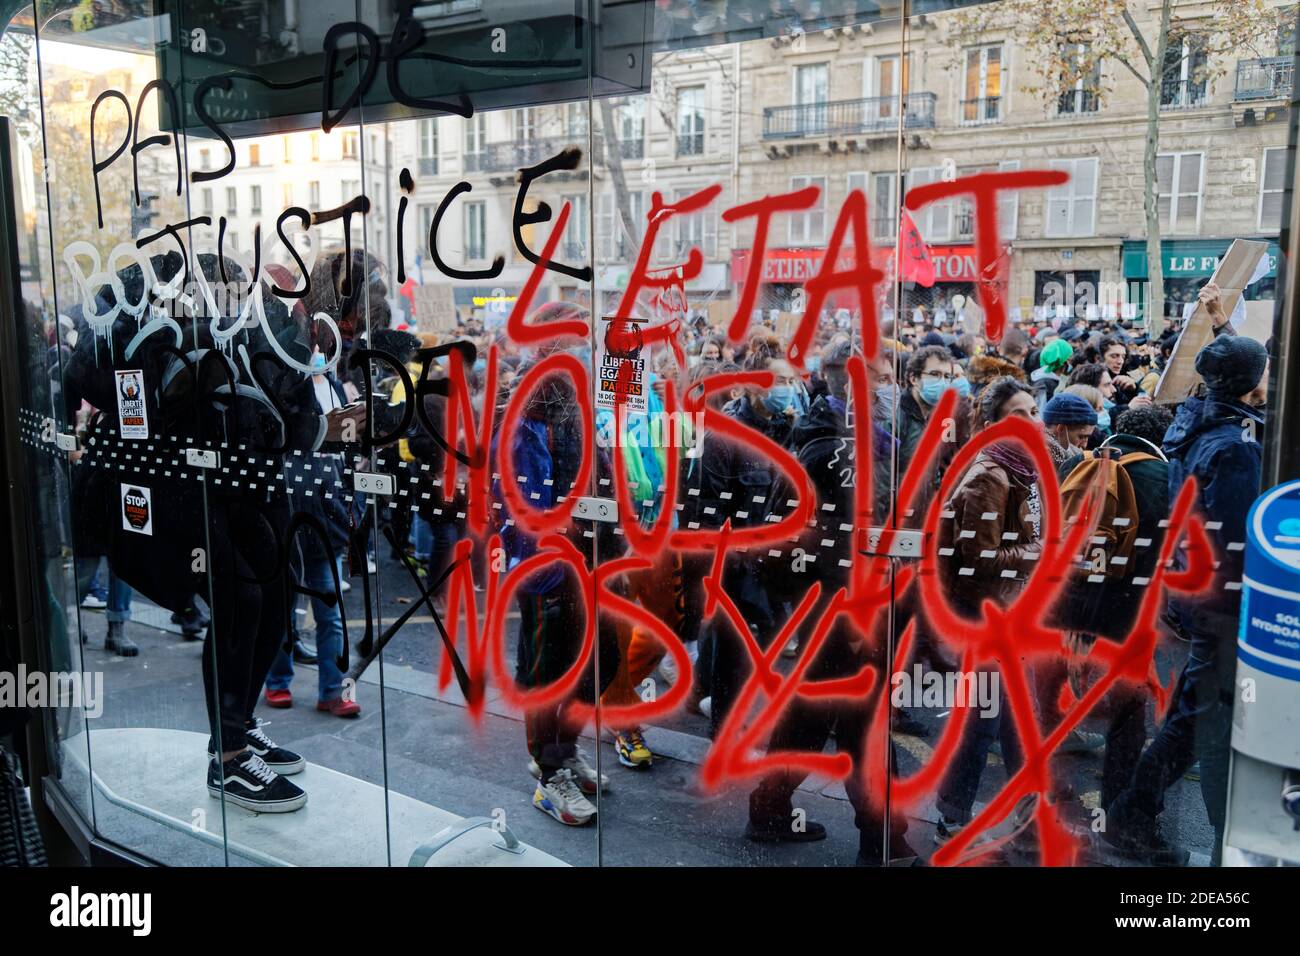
244,720,305,774
105,621,139,657
208,721,305,775
744,816,828,843
207,752,307,813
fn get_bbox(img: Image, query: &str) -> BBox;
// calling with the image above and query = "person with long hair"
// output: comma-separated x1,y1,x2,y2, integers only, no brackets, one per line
932,376,1042,850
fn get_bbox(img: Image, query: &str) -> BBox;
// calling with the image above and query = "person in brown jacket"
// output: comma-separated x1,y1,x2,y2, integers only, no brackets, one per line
933,376,1043,847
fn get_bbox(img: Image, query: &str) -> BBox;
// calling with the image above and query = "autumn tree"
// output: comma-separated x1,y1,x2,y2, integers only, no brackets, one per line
950,0,1283,337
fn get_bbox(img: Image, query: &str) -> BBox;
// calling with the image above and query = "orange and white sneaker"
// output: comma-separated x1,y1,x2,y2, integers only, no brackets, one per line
533,768,596,826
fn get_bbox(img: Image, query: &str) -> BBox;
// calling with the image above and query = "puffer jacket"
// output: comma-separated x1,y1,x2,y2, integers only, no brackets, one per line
936,452,1039,617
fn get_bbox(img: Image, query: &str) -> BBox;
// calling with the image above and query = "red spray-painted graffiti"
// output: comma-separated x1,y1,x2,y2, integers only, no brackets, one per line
414,174,1219,865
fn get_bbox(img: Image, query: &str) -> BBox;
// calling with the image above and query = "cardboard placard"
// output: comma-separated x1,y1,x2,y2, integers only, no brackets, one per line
414,284,458,334
1153,239,1269,404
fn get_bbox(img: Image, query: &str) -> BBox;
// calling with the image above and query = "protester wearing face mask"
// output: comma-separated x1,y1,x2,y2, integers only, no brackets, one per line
893,345,970,498
1040,392,1097,465
867,348,900,428
1106,333,1269,866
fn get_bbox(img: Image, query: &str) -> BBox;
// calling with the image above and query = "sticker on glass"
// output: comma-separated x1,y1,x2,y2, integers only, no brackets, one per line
121,483,153,536
115,369,149,439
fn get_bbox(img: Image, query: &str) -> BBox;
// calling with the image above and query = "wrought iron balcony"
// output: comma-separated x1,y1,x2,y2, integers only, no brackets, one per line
762,93,937,141
1160,79,1209,110
1235,57,1294,101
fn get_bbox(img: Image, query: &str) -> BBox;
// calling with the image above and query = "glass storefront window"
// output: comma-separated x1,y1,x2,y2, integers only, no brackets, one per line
1,0,1298,872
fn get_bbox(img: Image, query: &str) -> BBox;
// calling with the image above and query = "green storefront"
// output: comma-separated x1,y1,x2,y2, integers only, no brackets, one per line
1121,238,1281,322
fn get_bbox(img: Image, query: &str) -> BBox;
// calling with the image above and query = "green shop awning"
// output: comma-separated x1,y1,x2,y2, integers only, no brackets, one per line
1122,239,1280,281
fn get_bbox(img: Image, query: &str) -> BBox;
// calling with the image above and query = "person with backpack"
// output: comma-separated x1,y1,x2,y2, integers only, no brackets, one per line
1041,392,1097,466
1104,332,1268,865
1046,404,1175,813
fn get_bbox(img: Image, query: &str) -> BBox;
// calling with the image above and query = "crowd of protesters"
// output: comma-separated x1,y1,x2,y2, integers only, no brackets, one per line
54,240,1268,865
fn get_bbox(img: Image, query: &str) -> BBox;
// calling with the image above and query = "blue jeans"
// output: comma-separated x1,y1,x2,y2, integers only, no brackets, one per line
77,556,131,623
1107,619,1234,862
105,570,133,624
266,553,346,702
935,670,1024,825
410,514,433,562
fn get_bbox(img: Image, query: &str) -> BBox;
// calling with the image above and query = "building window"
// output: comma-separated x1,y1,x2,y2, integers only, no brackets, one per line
419,205,434,249
199,148,211,171
793,63,829,135
866,54,910,122
855,171,896,243
788,175,826,245
282,183,293,208
1057,43,1100,115
671,187,718,258
341,179,360,202
961,45,1003,124
1259,147,1288,232
464,200,486,260
282,136,292,163
996,159,1020,240
250,185,262,215
342,131,358,159
310,134,320,161
309,182,320,208
514,107,537,143
1161,35,1209,109
904,166,953,241
562,193,588,259
465,115,487,172
249,143,261,166
201,188,213,216
566,102,588,139
1157,152,1204,233
225,187,237,215
598,191,646,260
618,99,646,158
1044,157,1098,237
677,86,705,156
419,119,439,176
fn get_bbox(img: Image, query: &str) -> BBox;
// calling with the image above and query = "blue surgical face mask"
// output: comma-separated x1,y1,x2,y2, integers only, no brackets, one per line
806,356,822,373
1096,409,1111,430
919,378,947,405
875,384,900,418
473,358,487,376
1103,397,1116,409
951,375,971,398
764,384,796,415
310,350,327,373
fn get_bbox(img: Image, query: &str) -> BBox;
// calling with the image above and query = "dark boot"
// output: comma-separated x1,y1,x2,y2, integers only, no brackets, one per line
105,621,139,657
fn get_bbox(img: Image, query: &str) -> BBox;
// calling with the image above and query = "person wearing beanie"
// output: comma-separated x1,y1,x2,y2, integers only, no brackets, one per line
1041,392,1097,464
1105,332,1268,866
